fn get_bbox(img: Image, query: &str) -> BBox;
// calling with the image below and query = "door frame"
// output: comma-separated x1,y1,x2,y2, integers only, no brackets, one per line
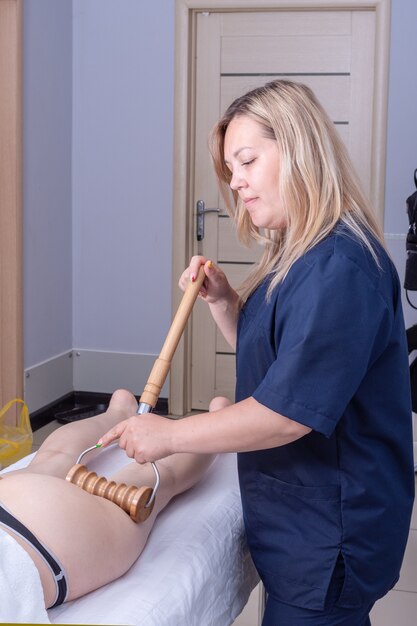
171,0,391,415
0,0,23,419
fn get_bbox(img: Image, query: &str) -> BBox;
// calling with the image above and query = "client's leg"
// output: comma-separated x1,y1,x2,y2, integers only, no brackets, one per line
5,389,138,478
108,395,232,513
0,395,229,606
209,395,231,412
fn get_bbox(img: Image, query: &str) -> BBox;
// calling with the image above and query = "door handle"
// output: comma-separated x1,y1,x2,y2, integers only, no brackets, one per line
196,200,221,241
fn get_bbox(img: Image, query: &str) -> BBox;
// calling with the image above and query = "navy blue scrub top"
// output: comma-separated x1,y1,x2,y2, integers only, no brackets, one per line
236,225,415,611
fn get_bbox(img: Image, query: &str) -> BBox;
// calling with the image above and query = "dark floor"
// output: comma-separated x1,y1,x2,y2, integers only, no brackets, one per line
30,391,168,432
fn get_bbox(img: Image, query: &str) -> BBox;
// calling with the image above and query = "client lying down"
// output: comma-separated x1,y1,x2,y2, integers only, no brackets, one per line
0,389,222,621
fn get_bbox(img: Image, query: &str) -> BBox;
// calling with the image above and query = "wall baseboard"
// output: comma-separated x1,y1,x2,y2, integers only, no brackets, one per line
24,351,73,414
24,349,168,414
72,349,169,398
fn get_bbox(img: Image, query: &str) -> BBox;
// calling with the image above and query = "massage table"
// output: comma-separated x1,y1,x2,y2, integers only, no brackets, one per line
1,445,259,625
1,271,258,623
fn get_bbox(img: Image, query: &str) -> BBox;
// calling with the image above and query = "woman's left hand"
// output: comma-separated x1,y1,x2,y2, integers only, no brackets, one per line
97,413,175,463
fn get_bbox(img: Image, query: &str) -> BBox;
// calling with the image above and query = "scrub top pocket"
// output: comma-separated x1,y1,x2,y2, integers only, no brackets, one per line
241,471,342,611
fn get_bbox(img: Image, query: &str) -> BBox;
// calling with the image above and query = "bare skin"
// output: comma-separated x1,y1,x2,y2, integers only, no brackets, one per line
0,389,218,608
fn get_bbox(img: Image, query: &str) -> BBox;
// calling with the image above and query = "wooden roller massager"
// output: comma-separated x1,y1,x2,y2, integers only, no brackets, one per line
66,463,155,522
66,267,206,522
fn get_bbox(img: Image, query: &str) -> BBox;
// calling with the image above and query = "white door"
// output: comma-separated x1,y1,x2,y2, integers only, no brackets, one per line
171,2,390,414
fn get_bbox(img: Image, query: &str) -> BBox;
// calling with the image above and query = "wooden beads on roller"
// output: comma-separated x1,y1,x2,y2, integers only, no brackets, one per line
66,464,154,522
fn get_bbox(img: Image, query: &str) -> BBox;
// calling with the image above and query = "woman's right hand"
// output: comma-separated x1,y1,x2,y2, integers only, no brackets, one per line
179,256,235,305
180,256,240,350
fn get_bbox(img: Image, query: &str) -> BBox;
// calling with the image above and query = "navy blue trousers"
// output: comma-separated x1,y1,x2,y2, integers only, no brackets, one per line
262,596,373,626
262,556,374,625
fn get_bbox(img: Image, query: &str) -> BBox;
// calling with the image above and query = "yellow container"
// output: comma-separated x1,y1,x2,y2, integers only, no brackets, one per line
0,399,33,469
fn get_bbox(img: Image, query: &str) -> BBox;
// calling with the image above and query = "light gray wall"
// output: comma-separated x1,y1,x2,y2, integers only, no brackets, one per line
23,0,417,408
24,0,175,408
384,0,417,330
23,0,72,368
384,0,417,235
72,0,174,354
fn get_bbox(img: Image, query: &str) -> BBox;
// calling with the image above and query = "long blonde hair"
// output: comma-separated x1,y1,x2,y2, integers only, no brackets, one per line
209,80,385,301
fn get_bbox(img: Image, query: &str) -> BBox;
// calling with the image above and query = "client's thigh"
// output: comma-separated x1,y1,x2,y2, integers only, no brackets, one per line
20,389,138,478
0,472,149,604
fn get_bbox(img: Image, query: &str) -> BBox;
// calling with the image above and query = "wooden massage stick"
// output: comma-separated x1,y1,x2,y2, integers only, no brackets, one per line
66,463,155,522
66,266,206,522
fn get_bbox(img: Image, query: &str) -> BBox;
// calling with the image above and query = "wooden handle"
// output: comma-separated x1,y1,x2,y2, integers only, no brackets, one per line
139,266,206,408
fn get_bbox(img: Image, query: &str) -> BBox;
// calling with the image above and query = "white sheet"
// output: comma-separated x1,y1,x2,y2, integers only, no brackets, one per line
2,447,259,625
0,528,50,623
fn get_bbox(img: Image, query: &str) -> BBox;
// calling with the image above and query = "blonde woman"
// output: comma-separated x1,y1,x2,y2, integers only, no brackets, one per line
100,81,415,625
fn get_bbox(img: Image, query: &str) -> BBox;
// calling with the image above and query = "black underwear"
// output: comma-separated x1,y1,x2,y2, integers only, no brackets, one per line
0,502,68,608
